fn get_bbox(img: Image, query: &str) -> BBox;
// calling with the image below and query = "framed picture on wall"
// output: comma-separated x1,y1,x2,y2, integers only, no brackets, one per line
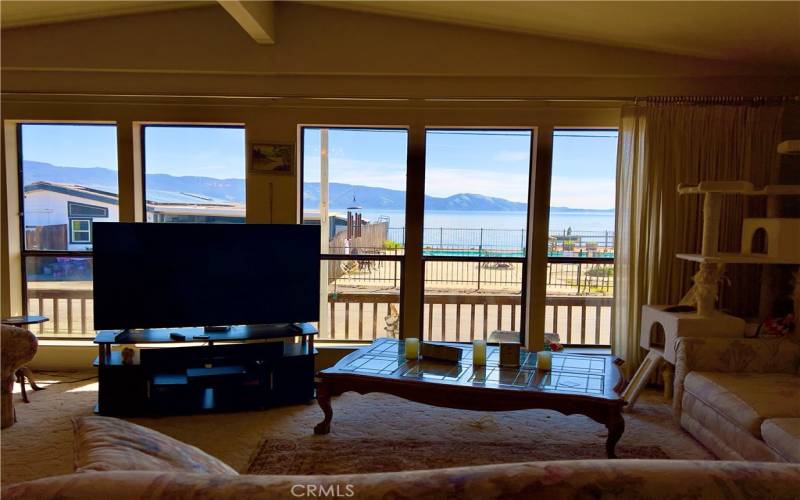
249,142,294,175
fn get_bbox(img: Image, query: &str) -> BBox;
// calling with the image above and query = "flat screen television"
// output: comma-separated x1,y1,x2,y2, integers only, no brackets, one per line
92,223,321,330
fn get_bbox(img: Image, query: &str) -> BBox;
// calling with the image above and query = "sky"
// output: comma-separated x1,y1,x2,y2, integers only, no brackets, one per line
20,124,617,210
303,128,617,209
20,124,246,178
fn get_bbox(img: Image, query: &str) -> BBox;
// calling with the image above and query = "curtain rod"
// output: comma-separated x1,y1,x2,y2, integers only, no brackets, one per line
635,95,799,105
2,92,798,104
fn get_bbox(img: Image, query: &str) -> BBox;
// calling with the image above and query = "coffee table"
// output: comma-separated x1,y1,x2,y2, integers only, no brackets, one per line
314,338,627,458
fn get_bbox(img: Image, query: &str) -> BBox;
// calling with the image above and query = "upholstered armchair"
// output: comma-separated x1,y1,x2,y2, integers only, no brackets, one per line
1,325,38,429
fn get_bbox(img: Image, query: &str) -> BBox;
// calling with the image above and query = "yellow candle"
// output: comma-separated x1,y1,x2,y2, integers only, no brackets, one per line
473,339,487,366
404,338,420,359
537,351,552,371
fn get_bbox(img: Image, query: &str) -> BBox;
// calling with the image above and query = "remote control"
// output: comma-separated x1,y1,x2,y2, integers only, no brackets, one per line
169,332,186,341
194,334,210,340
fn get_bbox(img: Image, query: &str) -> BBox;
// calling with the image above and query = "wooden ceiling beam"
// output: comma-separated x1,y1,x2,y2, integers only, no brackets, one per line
218,1,274,44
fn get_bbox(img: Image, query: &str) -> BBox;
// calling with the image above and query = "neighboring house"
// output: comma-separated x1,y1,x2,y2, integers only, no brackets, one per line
23,181,247,250
24,182,120,251
23,181,359,250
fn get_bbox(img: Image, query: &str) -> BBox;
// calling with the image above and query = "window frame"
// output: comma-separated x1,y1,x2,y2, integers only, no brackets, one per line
298,125,410,342
69,218,92,244
421,127,536,345
15,122,117,321
546,127,619,347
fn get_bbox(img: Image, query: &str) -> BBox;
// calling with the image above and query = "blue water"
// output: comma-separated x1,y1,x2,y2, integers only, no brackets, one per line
354,209,615,249
357,209,615,233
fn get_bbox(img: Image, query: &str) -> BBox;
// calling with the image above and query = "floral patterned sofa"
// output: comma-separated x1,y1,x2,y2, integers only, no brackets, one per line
674,336,800,462
2,416,800,499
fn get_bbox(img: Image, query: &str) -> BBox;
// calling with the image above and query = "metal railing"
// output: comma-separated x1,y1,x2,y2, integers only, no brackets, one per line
326,256,613,295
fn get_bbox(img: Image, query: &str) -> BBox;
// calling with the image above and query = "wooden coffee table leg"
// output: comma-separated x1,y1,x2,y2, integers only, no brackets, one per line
314,380,333,435
605,411,625,458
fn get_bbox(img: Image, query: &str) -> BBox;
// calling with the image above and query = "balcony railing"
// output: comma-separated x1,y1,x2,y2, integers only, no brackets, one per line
323,292,612,345
25,288,612,346
27,288,93,336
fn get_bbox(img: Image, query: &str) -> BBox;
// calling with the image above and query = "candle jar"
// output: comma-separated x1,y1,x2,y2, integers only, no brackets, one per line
537,350,552,371
472,339,487,366
404,338,420,360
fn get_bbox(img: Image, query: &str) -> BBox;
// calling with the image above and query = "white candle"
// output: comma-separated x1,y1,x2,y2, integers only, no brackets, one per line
537,351,552,371
473,339,487,366
404,338,420,359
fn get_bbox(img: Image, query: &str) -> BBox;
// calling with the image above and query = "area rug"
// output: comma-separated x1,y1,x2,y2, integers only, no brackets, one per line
247,437,670,474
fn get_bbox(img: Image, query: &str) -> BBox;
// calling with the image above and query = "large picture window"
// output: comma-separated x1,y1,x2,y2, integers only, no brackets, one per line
142,125,246,223
547,129,618,346
301,127,408,340
19,123,119,337
422,129,533,343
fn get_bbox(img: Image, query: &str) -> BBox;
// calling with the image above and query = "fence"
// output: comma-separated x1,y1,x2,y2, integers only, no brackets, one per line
325,258,613,295
26,288,93,336
322,292,613,345
23,223,614,342
26,286,613,345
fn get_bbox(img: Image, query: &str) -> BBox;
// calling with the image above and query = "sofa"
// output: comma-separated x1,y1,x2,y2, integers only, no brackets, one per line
3,416,799,499
674,336,800,462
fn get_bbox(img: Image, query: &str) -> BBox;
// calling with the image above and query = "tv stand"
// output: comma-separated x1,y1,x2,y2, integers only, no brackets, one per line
94,323,318,416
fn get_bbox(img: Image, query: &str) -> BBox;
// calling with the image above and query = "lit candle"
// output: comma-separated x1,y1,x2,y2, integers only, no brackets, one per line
473,339,487,366
537,351,552,371
404,338,420,359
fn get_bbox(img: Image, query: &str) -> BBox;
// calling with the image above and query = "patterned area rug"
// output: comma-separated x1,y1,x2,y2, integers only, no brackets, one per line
247,437,669,475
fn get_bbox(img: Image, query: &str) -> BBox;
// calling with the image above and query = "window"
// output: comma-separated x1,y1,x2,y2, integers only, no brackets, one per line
547,129,618,346
70,219,91,243
422,129,533,343
68,201,108,218
142,125,246,223
19,123,119,337
301,127,408,340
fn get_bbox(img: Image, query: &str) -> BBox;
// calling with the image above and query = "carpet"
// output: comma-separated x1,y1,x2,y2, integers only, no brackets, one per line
247,437,669,474
2,372,714,486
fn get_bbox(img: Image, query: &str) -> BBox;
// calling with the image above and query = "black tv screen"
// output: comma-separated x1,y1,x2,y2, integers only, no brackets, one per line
92,223,320,330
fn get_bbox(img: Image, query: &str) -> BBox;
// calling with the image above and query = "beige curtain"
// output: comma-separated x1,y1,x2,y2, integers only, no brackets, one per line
613,102,784,375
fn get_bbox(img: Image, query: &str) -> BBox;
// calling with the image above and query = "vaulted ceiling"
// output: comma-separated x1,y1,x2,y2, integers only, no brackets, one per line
2,1,798,69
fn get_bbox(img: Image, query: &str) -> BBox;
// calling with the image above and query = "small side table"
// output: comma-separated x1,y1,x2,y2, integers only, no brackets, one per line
1,316,48,403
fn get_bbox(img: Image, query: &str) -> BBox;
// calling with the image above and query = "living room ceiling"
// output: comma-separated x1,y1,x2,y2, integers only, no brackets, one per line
2,1,798,68
319,1,800,68
0,1,210,28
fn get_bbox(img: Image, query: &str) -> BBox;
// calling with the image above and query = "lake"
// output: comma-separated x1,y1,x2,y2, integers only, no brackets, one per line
356,209,615,233
352,209,615,248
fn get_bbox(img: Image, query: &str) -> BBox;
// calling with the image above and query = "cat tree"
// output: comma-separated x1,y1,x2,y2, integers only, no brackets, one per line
625,170,800,408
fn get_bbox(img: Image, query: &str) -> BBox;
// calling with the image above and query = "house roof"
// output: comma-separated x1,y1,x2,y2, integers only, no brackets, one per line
24,181,119,205
23,181,245,214
23,181,365,221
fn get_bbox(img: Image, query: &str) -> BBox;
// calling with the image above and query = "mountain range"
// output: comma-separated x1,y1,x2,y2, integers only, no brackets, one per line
22,160,613,212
